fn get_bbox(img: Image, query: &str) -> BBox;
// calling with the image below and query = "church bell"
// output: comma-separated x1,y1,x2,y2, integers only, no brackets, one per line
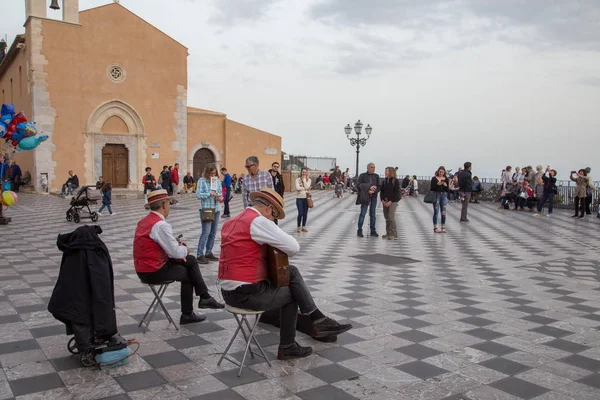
49,0,60,10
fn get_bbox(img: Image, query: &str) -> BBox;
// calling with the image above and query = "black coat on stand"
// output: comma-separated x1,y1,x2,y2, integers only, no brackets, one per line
48,225,117,339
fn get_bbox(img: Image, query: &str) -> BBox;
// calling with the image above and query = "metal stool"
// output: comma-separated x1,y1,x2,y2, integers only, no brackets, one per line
218,305,272,376
138,280,179,332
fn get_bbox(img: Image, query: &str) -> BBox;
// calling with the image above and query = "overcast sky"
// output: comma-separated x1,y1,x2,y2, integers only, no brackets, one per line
4,0,600,179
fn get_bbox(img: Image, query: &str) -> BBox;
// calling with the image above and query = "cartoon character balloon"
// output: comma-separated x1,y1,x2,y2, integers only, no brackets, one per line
17,134,48,151
1,191,18,207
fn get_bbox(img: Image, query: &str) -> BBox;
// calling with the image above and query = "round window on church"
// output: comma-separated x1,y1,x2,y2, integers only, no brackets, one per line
107,64,126,83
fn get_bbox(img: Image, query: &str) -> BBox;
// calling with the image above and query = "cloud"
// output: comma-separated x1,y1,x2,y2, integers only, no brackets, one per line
208,0,282,26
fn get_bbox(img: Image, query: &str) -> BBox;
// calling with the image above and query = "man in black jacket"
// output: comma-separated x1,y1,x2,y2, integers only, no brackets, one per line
269,162,285,197
49,225,117,352
356,163,380,237
59,170,80,197
458,162,473,222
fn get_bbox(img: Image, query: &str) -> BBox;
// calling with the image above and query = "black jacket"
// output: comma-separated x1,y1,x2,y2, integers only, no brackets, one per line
356,172,380,205
48,225,117,338
458,170,473,192
269,169,285,196
67,174,79,187
380,178,401,202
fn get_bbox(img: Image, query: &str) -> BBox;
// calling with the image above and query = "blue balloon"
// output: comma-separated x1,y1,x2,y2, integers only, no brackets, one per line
17,135,48,150
1,114,11,126
1,104,15,117
0,122,6,138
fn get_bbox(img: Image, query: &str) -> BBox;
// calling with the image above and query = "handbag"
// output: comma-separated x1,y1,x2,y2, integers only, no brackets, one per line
200,179,216,221
301,178,314,208
423,191,435,204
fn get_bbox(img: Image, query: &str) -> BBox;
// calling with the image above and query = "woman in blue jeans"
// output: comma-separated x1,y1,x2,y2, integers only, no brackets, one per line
295,168,311,232
430,166,450,233
196,163,221,264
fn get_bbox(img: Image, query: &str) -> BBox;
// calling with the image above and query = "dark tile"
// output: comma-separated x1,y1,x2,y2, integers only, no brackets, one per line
182,321,225,334
511,305,546,314
395,318,432,329
166,335,210,349
530,326,573,338
396,299,427,307
115,294,137,302
9,373,65,397
470,341,517,356
395,292,424,299
213,367,266,387
307,364,358,383
490,377,549,399
125,287,150,294
4,288,35,295
190,389,245,400
115,370,167,392
578,373,600,390
337,300,368,309
450,298,480,306
454,306,488,316
340,292,370,300
496,290,527,298
142,350,190,368
49,355,84,371
395,343,442,360
297,385,358,400
225,350,276,367
555,295,587,304
334,309,368,319
396,308,429,318
351,253,419,266
480,357,530,375
206,311,232,322
335,333,365,346
393,330,437,343
521,315,558,325
447,291,476,298
568,304,600,313
30,324,66,338
504,298,533,305
464,328,506,341
15,304,48,313
117,324,146,335
318,347,362,363
582,314,600,322
99,395,131,400
459,316,496,327
0,314,22,324
543,339,590,353
0,339,40,355
546,288,575,295
395,360,448,379
559,354,600,371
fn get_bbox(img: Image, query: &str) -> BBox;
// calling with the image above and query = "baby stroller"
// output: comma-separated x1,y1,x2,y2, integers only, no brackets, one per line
66,186,102,223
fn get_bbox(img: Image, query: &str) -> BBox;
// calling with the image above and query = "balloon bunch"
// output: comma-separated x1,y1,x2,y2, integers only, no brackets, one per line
0,104,48,151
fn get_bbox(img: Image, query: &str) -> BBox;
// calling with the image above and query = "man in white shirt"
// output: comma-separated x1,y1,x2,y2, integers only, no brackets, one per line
219,188,352,360
134,189,223,326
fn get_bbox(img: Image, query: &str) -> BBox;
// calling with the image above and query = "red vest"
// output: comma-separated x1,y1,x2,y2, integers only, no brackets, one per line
133,213,169,273
218,209,268,283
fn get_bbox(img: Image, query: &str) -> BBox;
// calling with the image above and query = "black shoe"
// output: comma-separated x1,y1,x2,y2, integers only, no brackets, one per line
205,253,219,261
357,231,364,238
460,219,469,223
180,312,206,325
277,342,313,360
596,215,600,219
370,232,379,237
222,214,230,218
311,317,353,338
197,255,208,264
571,214,579,218
579,214,585,218
198,297,224,309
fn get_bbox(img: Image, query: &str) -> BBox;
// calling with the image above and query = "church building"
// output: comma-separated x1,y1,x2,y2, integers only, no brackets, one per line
0,0,281,191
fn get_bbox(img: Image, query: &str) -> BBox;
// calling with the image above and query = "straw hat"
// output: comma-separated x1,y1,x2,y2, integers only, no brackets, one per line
145,189,174,208
250,187,286,219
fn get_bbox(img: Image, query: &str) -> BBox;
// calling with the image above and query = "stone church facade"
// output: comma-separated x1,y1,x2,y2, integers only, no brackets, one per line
0,0,281,191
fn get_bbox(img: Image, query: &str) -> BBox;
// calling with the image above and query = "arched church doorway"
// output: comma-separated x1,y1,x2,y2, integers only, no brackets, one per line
193,148,215,179
102,144,129,188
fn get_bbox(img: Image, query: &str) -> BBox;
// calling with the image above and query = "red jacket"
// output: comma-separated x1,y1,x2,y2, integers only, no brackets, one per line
171,168,179,185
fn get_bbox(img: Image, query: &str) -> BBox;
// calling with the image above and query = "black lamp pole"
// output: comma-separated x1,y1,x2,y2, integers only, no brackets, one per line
345,120,372,182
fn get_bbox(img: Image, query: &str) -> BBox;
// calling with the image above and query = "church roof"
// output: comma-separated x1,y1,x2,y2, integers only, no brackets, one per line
187,107,226,116
0,35,25,80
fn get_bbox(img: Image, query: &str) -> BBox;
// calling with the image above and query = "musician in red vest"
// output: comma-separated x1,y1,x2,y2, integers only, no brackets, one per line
134,189,224,326
219,188,352,360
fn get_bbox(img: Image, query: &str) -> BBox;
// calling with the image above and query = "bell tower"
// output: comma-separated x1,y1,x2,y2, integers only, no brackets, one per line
62,0,80,24
25,0,79,24
25,0,46,20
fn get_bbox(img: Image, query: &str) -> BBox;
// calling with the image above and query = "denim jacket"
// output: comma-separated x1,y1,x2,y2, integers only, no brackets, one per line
196,177,221,212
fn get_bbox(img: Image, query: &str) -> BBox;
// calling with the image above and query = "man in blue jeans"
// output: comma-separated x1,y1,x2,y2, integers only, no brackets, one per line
356,163,380,237
59,170,79,197
220,167,232,218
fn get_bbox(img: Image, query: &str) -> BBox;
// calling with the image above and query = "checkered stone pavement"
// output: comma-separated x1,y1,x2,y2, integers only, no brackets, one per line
1,190,600,399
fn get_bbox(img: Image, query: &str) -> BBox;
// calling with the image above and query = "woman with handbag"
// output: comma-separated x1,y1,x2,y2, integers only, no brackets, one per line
430,166,450,233
295,168,312,232
196,163,222,264
380,167,401,239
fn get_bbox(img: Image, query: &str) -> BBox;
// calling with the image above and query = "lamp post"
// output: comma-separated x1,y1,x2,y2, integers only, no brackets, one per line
345,120,372,183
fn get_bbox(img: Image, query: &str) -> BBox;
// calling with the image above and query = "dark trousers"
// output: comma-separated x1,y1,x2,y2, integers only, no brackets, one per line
137,255,208,314
223,187,231,216
296,198,309,227
461,192,471,220
574,197,585,216
221,265,317,345
358,195,378,233
585,195,592,214
537,193,554,214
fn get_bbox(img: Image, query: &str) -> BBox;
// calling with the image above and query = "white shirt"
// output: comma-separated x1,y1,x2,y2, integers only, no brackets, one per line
220,208,300,290
149,211,188,260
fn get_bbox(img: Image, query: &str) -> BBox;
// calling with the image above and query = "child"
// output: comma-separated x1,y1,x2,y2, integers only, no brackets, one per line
98,183,114,216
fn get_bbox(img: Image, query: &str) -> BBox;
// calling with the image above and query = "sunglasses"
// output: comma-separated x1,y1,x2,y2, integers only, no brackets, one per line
245,164,256,169
272,165,279,168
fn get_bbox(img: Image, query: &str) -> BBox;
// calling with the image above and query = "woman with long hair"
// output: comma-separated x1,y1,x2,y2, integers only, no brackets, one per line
295,168,311,232
380,167,401,239
430,166,450,233
196,163,222,264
